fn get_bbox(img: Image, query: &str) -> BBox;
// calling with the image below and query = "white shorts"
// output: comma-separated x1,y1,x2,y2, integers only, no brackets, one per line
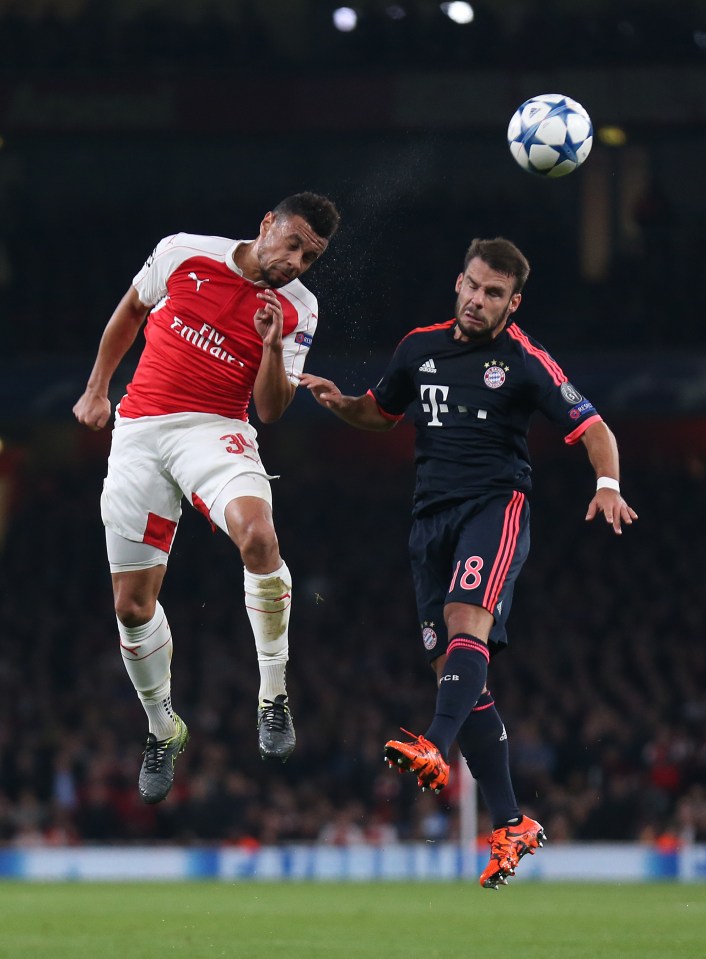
101,411,276,561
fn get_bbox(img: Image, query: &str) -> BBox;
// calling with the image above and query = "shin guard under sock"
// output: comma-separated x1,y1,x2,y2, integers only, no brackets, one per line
118,602,175,740
424,634,489,758
456,690,520,827
244,561,292,703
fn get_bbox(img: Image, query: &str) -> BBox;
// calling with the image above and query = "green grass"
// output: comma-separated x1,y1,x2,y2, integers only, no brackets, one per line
0,881,704,959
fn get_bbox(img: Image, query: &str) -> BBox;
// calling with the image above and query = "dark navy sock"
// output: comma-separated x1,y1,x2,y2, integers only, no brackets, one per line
456,690,520,828
424,634,489,759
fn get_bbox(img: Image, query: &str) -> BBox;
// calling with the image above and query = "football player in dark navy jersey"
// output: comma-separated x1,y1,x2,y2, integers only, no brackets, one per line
373,314,605,514
301,236,637,889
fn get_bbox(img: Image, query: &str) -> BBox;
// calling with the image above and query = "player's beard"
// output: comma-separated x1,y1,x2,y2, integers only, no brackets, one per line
258,261,295,289
454,297,513,343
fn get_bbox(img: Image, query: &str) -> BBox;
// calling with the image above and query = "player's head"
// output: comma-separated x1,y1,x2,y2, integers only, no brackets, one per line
455,238,530,342
463,237,530,294
254,192,341,288
272,193,341,241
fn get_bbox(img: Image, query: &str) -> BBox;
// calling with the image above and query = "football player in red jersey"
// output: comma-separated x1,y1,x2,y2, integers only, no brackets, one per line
73,193,340,804
301,236,637,888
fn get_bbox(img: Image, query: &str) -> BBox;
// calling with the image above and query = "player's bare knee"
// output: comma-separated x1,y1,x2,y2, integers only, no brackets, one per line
237,524,280,572
445,602,492,642
114,594,157,628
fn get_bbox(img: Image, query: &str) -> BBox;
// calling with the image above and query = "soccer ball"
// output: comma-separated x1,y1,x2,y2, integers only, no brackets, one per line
507,94,593,178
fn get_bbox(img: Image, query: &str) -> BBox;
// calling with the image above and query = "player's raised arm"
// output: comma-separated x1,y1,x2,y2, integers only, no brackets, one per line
299,373,397,432
73,286,151,431
581,420,638,534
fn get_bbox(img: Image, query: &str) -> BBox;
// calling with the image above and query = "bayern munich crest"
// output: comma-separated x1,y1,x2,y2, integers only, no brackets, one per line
484,360,509,389
422,625,437,650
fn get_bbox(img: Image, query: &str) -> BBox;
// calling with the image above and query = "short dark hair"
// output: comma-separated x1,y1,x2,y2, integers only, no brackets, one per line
272,192,341,240
463,237,530,293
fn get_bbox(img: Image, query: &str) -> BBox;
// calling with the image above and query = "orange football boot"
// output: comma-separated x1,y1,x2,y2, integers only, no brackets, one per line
383,729,450,793
479,815,546,889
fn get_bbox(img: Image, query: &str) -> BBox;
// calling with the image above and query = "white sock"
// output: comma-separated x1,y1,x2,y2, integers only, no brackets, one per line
244,561,291,703
118,602,177,740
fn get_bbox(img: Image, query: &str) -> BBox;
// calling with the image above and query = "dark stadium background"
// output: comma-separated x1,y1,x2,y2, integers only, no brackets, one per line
1,0,705,850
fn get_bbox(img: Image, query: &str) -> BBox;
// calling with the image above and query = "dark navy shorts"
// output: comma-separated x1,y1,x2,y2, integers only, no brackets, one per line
408,491,530,663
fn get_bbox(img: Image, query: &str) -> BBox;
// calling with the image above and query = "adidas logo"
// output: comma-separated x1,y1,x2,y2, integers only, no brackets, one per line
419,358,437,373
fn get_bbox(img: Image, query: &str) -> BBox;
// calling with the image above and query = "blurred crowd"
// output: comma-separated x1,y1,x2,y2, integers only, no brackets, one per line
1,419,705,850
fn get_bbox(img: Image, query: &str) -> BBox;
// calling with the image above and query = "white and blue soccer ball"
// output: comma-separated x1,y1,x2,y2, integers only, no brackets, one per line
507,94,593,178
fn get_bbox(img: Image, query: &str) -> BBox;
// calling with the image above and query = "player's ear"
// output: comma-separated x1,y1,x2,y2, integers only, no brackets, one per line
260,212,275,236
455,273,463,293
508,292,522,313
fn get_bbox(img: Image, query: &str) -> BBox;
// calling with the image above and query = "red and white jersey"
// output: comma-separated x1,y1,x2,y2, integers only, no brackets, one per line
118,233,318,421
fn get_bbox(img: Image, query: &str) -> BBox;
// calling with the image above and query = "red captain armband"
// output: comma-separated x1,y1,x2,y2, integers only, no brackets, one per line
564,413,602,445
366,389,404,423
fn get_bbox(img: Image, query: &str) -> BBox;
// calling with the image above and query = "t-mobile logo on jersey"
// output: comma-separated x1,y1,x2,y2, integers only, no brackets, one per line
420,384,449,426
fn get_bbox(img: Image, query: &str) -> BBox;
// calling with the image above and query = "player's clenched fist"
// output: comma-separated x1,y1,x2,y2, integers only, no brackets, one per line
73,390,112,431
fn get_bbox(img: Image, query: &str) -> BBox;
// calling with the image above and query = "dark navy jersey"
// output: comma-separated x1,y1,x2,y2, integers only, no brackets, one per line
370,319,602,516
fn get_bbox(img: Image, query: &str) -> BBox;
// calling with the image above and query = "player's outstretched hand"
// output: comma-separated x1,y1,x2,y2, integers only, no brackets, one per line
298,373,343,409
254,289,284,347
73,390,112,431
585,490,638,535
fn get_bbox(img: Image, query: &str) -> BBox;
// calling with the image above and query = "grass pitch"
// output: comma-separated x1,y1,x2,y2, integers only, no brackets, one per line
1,881,704,959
